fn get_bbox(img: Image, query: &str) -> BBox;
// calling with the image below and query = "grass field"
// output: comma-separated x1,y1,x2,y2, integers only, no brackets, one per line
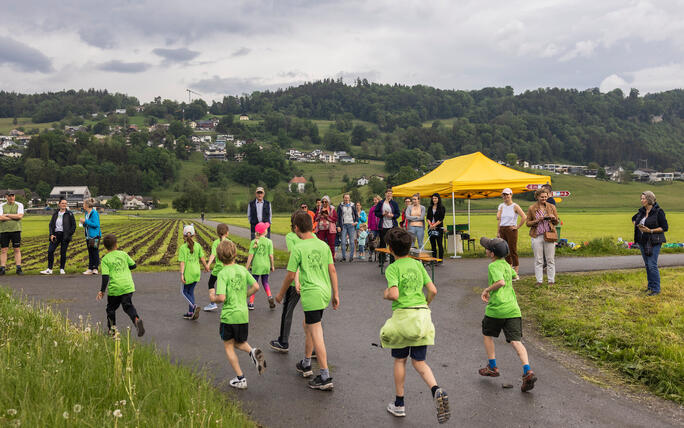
0,117,54,134
0,288,254,427
514,267,684,404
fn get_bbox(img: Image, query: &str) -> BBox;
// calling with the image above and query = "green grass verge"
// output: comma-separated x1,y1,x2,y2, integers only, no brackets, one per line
515,267,684,404
0,287,254,427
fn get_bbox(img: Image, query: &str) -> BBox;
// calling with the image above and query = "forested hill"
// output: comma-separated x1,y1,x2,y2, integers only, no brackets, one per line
209,80,684,169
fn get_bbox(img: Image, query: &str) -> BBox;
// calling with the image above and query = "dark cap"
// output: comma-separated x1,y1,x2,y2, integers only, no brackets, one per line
480,237,509,258
7,191,15,196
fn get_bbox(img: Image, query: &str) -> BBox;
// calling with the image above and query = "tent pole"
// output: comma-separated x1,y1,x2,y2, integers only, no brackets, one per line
468,198,471,234
450,191,460,259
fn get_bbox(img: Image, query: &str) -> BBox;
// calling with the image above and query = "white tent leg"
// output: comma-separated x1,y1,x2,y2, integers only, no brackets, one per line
450,191,460,259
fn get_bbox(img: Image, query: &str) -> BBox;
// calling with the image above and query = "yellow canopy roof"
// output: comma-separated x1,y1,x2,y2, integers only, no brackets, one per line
392,152,552,199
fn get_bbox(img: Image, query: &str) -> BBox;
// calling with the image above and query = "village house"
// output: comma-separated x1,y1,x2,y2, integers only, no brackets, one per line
357,177,369,186
48,186,91,207
204,149,226,161
239,114,249,121
288,176,307,193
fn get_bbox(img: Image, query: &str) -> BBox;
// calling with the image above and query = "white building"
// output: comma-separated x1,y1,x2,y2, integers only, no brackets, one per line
357,177,369,186
288,176,307,193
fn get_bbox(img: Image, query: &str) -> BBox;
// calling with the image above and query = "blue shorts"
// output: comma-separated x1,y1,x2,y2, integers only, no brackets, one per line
391,345,427,361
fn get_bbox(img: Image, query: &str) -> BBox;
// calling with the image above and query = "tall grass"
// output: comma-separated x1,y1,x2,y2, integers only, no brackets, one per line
0,288,254,427
515,267,684,404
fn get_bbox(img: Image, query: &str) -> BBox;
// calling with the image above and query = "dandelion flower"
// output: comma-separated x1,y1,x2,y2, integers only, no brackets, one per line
73,404,82,413
62,411,69,419
113,409,123,418
7,409,17,416
120,400,126,406
53,341,58,347
11,420,20,427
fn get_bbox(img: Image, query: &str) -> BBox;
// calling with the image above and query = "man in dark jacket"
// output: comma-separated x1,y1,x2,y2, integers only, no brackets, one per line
40,198,76,275
374,188,401,263
336,193,359,262
247,187,271,239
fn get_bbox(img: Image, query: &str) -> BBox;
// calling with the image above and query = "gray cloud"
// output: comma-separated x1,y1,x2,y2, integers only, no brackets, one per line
190,76,304,95
78,27,116,49
0,35,53,73
153,47,200,63
97,60,152,73
231,47,251,57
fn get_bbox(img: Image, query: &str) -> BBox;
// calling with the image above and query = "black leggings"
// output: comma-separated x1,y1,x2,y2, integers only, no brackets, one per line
429,229,444,259
379,228,395,264
106,293,139,329
278,286,300,345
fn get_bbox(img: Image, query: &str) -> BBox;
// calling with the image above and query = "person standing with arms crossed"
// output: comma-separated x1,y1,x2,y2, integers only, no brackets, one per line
247,187,271,240
0,192,24,275
40,198,76,275
374,189,400,264
336,193,358,262
81,198,101,275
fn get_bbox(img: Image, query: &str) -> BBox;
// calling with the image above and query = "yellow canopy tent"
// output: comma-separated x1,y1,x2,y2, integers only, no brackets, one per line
392,152,551,256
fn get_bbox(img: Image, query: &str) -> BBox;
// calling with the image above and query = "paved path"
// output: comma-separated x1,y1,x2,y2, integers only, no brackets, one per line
2,255,684,427
198,219,288,250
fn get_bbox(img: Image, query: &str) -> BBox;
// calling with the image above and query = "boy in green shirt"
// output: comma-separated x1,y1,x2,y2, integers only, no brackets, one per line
280,211,339,390
381,228,449,423
203,223,231,312
478,237,537,392
245,222,275,310
208,240,266,389
96,234,144,337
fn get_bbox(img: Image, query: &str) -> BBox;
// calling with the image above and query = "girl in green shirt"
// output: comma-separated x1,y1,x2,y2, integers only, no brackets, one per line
245,222,275,310
179,225,209,320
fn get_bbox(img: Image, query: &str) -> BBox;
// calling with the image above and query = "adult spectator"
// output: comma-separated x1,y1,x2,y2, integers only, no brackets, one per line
367,195,381,240
315,195,337,257
374,189,400,263
40,198,76,275
355,201,367,230
247,187,271,239
0,192,24,275
405,193,426,249
336,193,358,262
632,191,668,296
541,184,556,205
426,193,445,262
300,202,316,227
81,198,101,275
315,198,322,213
401,197,411,228
496,188,527,277
525,189,559,286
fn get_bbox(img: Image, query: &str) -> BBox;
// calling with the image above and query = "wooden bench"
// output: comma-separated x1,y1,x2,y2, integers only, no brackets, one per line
375,247,442,281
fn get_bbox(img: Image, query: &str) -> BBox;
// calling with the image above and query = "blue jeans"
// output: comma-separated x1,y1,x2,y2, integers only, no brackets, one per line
640,243,661,293
408,225,425,249
181,282,197,313
340,224,356,259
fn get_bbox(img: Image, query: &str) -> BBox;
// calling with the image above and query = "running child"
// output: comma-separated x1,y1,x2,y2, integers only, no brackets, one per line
478,236,537,392
280,211,339,390
203,223,232,312
271,211,303,353
245,222,275,310
96,234,144,337
179,224,209,320
380,228,449,423
208,240,266,389
357,223,369,260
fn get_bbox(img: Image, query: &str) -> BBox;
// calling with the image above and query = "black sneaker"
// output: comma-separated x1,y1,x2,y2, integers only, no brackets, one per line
182,312,193,319
296,360,313,377
15,266,23,275
270,340,289,353
135,318,145,337
308,375,334,390
0,267,5,275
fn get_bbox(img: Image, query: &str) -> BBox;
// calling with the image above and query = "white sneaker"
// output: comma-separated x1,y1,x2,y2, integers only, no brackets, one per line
387,402,406,417
92,269,98,275
203,303,218,311
229,376,247,389
60,269,66,275
40,268,53,275
83,269,93,275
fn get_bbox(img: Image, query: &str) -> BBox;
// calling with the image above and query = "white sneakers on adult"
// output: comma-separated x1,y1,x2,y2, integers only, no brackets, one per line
60,269,66,275
40,269,52,275
83,269,93,275
93,269,98,275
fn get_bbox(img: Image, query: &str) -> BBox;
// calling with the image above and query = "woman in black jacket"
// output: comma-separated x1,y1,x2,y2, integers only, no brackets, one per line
632,191,668,296
426,193,446,262
40,198,76,275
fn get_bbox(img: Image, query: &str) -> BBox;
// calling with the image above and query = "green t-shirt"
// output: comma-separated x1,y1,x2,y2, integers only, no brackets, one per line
385,257,430,311
249,237,273,275
286,237,333,311
211,237,232,276
285,232,302,287
216,264,256,324
0,202,23,232
179,242,204,284
485,259,521,319
101,250,136,296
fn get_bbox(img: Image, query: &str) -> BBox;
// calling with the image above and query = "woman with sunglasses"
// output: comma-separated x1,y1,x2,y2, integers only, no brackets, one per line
496,188,526,277
315,196,338,257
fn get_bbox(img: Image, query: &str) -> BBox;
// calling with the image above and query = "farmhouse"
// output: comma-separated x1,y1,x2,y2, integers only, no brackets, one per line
48,186,91,207
288,176,307,193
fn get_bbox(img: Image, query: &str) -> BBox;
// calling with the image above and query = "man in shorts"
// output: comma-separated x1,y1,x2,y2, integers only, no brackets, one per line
0,192,24,275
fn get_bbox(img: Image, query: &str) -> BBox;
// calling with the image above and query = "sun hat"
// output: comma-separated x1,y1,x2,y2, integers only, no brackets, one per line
255,222,270,234
502,188,512,195
480,236,509,258
183,224,195,236
255,187,265,193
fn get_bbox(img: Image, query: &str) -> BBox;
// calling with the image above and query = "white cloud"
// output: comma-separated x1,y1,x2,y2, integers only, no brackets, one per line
601,63,684,94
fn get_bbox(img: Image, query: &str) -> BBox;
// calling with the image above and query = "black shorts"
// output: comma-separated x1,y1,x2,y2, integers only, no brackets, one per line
208,274,217,289
482,316,523,342
391,345,427,361
219,323,248,343
0,231,21,248
304,309,324,325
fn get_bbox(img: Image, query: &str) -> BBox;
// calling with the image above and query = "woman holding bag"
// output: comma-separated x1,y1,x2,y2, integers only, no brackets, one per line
81,198,101,275
526,188,558,286
315,195,338,258
632,191,668,296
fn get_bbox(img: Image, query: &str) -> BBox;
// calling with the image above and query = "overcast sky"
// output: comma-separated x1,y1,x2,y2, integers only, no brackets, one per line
1,0,683,102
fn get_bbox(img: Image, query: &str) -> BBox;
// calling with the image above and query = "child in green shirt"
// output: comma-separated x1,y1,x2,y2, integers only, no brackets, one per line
178,225,209,321
208,240,266,390
203,223,231,312
280,211,339,390
478,237,537,392
96,234,144,337
381,228,449,423
245,222,275,310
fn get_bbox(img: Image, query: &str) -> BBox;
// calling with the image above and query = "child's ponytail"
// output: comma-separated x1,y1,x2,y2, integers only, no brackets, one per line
184,234,195,253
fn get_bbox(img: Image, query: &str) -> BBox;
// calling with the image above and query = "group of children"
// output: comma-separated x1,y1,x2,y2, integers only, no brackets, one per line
97,209,536,424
